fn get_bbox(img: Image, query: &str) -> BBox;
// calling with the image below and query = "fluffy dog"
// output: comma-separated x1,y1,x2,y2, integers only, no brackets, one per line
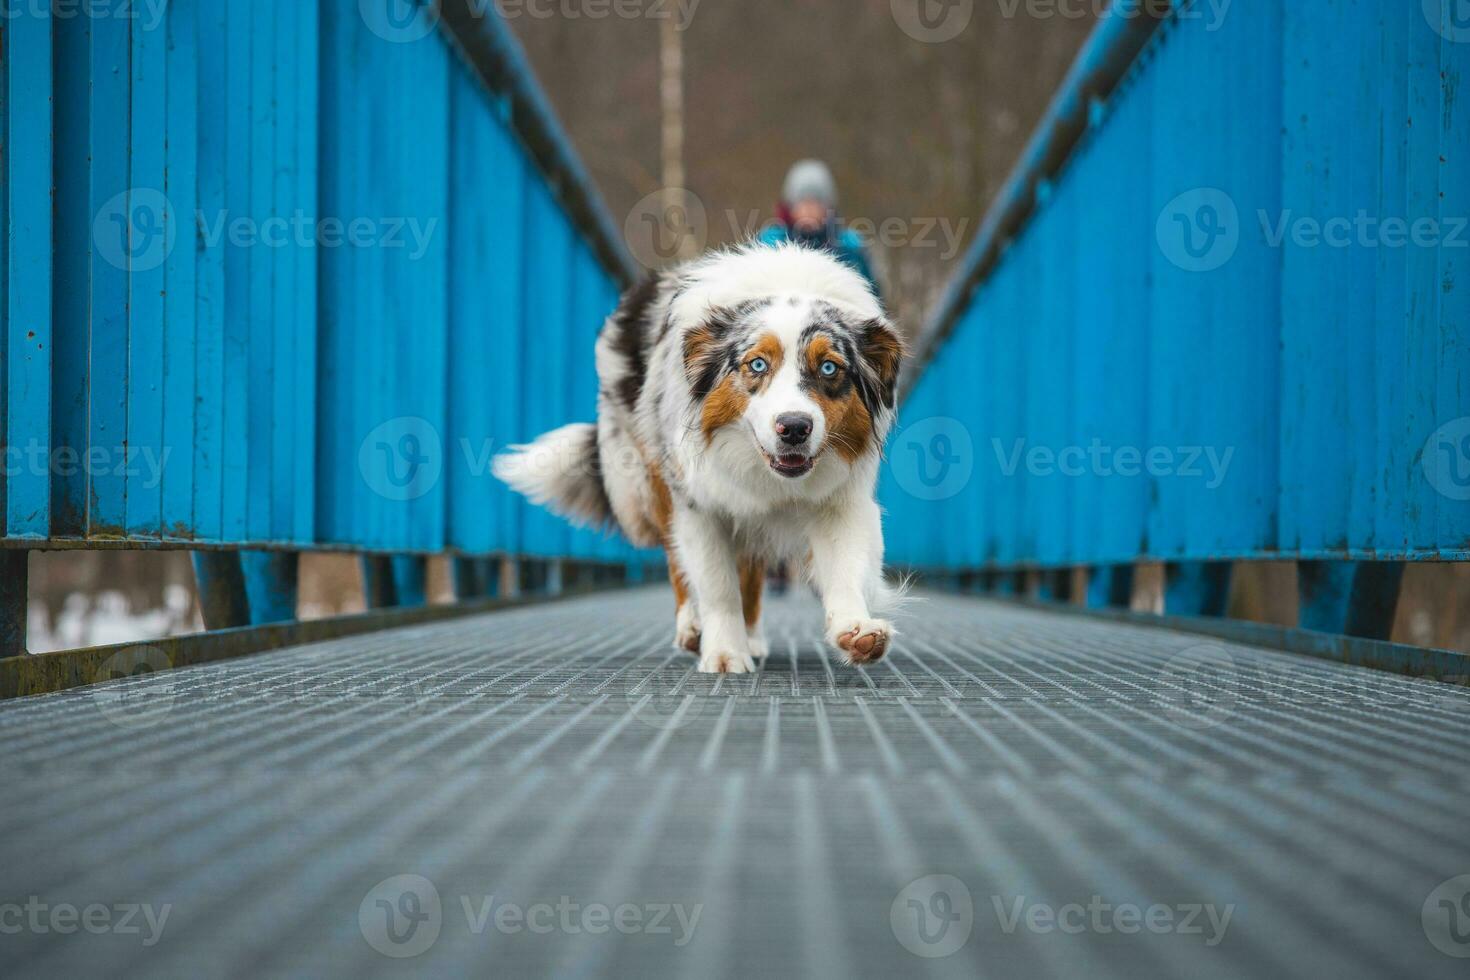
494,243,905,673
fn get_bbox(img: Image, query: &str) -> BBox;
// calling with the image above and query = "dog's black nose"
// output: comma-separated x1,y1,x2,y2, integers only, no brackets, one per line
775,413,813,446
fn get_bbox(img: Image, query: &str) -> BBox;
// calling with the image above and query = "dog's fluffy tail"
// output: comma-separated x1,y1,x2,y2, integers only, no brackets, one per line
492,423,616,532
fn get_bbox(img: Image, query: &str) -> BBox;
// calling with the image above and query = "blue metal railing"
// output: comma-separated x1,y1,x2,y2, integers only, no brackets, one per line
882,1,1469,602
1,1,653,653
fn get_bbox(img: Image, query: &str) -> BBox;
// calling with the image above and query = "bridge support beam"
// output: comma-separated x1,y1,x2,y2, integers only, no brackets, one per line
1164,561,1232,617
192,553,252,630
452,557,498,600
361,556,429,610
991,571,1022,597
240,551,299,625
1,551,27,658
1298,561,1404,641
1087,565,1135,609
1036,569,1073,603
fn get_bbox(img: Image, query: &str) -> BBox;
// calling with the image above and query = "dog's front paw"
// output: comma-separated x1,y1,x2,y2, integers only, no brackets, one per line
746,628,770,660
674,604,701,654
828,617,893,666
698,648,756,674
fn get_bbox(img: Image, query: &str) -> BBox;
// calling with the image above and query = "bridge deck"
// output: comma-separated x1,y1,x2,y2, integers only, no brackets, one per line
3,589,1467,978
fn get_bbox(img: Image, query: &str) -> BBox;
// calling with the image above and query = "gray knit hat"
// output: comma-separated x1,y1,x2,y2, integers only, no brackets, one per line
782,160,838,208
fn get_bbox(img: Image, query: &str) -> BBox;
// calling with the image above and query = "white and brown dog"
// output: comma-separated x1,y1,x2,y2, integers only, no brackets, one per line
494,243,905,673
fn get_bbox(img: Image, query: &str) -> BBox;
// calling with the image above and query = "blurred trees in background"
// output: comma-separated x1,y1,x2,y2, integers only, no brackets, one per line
508,0,1095,331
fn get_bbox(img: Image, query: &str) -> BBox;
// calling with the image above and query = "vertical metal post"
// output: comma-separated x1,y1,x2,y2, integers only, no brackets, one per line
1164,561,1232,617
453,557,496,600
1,551,28,658
1299,561,1404,640
240,551,299,625
360,556,398,610
390,556,428,607
1037,569,1073,603
192,552,251,629
1088,565,1135,609
1345,562,1405,640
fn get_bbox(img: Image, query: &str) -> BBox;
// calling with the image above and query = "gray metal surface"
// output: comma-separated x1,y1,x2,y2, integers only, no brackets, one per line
3,589,1468,979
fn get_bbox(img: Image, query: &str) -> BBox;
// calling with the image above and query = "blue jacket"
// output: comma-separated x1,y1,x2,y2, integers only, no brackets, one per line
758,223,878,294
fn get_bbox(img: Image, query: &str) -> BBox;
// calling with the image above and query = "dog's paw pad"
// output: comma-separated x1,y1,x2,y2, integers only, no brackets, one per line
698,650,755,674
830,618,893,665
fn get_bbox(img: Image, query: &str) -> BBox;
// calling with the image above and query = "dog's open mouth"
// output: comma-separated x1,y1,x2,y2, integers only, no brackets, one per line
765,451,815,478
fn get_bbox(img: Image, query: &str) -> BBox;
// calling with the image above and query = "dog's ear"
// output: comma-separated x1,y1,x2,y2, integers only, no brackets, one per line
683,307,738,399
857,317,906,411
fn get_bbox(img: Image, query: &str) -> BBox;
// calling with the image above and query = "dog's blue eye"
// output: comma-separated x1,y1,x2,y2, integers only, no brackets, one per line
820,360,840,377
749,358,769,374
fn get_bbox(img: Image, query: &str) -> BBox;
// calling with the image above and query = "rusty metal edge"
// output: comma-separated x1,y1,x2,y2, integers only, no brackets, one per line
972,592,1470,685
0,584,647,700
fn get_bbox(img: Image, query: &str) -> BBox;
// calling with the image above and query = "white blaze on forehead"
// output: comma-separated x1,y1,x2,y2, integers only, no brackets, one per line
746,299,826,453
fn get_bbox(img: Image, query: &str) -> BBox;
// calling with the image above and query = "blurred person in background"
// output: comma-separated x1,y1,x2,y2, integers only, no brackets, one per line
760,160,878,599
760,159,878,293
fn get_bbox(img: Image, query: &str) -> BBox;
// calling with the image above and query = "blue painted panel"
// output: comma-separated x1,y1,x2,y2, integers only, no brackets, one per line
193,0,228,543
124,11,167,539
518,180,574,560
85,14,131,538
446,64,528,557
5,11,53,538
162,0,199,541
1,0,639,570
885,0,1468,571
52,13,91,538
292,0,321,546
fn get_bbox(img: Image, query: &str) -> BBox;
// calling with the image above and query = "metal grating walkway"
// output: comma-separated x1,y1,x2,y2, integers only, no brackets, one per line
3,589,1469,978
